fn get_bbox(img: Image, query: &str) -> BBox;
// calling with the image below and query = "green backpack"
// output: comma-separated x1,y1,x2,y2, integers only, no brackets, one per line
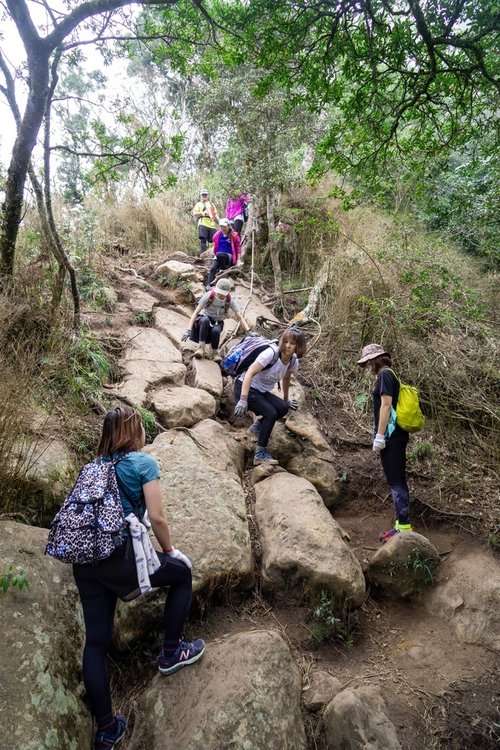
386,368,425,433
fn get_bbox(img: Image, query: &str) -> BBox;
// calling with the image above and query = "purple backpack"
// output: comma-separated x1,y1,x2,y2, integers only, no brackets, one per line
45,456,127,565
220,334,281,377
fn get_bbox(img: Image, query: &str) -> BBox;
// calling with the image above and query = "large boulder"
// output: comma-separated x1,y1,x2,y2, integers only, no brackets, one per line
24,437,76,517
265,386,342,508
118,325,186,406
425,552,500,651
128,286,157,314
254,473,365,605
324,686,402,750
190,357,224,398
367,532,440,598
155,259,197,282
0,521,91,750
151,384,217,428
303,670,343,712
137,630,307,750
114,427,253,646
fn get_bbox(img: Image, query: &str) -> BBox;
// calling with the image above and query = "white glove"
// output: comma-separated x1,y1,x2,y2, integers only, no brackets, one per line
286,398,299,410
167,548,192,569
373,433,386,453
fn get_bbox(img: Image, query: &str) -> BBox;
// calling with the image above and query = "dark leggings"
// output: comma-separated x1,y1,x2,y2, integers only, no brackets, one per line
195,316,223,348
198,225,216,253
74,549,192,722
380,428,410,523
232,218,244,235
234,380,289,447
207,252,232,286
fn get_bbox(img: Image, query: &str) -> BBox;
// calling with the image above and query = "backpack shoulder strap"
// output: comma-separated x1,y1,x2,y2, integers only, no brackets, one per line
384,366,400,384
209,288,215,301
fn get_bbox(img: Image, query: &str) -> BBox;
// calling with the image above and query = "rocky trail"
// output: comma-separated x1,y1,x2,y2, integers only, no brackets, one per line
0,252,498,750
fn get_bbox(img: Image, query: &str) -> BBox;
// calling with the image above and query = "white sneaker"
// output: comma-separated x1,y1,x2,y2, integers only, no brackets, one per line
194,346,204,359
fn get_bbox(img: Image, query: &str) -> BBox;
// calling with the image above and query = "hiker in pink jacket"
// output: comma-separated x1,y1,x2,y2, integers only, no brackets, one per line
225,192,249,235
206,218,242,288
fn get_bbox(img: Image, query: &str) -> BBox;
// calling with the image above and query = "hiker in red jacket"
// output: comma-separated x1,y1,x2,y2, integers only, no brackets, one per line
206,218,241,289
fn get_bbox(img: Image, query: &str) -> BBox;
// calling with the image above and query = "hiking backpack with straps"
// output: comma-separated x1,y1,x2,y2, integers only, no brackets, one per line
45,455,130,565
221,334,283,377
387,368,425,433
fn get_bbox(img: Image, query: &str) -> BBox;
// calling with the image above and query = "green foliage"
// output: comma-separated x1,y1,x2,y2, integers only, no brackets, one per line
487,526,500,551
44,330,112,406
388,549,437,594
135,407,157,442
0,565,29,595
77,266,115,311
130,310,152,326
309,588,358,649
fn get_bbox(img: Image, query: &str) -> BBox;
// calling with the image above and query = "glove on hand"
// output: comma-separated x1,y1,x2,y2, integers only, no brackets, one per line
245,329,256,337
167,548,192,569
286,398,299,410
372,433,386,453
234,397,248,416
181,329,192,342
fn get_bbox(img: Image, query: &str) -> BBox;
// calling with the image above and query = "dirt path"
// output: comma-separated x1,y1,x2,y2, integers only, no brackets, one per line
97,264,499,750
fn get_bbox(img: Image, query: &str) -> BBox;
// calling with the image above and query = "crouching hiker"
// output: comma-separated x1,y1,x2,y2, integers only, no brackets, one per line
233,327,307,465
206,218,241,289
182,278,250,361
72,407,205,750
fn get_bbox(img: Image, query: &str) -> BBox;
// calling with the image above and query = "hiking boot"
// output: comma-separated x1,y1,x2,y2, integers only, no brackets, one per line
247,420,262,438
194,345,205,359
213,351,222,363
204,344,214,359
253,447,278,465
94,715,126,750
379,526,399,543
157,639,206,676
395,521,413,533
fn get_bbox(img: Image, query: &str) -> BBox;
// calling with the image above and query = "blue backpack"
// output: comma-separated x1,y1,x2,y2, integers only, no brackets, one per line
221,334,281,377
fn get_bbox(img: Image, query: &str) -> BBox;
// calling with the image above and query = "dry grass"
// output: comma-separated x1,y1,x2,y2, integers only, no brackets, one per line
86,189,196,258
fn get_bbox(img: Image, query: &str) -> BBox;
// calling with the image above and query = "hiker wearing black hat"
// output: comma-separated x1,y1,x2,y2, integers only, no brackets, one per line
192,189,219,254
181,278,250,360
357,344,413,542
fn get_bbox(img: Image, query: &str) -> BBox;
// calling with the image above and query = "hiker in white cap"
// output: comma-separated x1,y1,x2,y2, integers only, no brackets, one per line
357,343,413,542
205,218,242,289
192,189,219,254
181,278,250,360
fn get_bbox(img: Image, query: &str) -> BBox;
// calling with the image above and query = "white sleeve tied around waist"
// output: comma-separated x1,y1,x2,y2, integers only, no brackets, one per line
125,513,161,595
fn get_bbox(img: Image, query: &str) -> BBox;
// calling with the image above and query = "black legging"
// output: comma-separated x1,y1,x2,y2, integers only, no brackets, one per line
234,380,289,447
194,316,224,349
198,225,216,253
232,218,244,235
207,252,232,286
74,548,192,721
380,427,410,524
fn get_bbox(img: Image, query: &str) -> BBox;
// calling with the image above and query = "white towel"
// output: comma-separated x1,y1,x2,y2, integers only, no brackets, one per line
125,512,161,595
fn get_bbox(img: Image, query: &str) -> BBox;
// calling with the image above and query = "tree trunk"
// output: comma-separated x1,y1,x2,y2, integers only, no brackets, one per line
43,54,80,327
266,192,282,299
0,47,49,279
290,256,332,324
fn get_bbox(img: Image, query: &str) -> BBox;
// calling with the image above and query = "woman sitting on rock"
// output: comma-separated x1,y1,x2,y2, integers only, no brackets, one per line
357,343,413,542
182,278,250,361
206,218,241,289
73,406,205,750
233,327,307,465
